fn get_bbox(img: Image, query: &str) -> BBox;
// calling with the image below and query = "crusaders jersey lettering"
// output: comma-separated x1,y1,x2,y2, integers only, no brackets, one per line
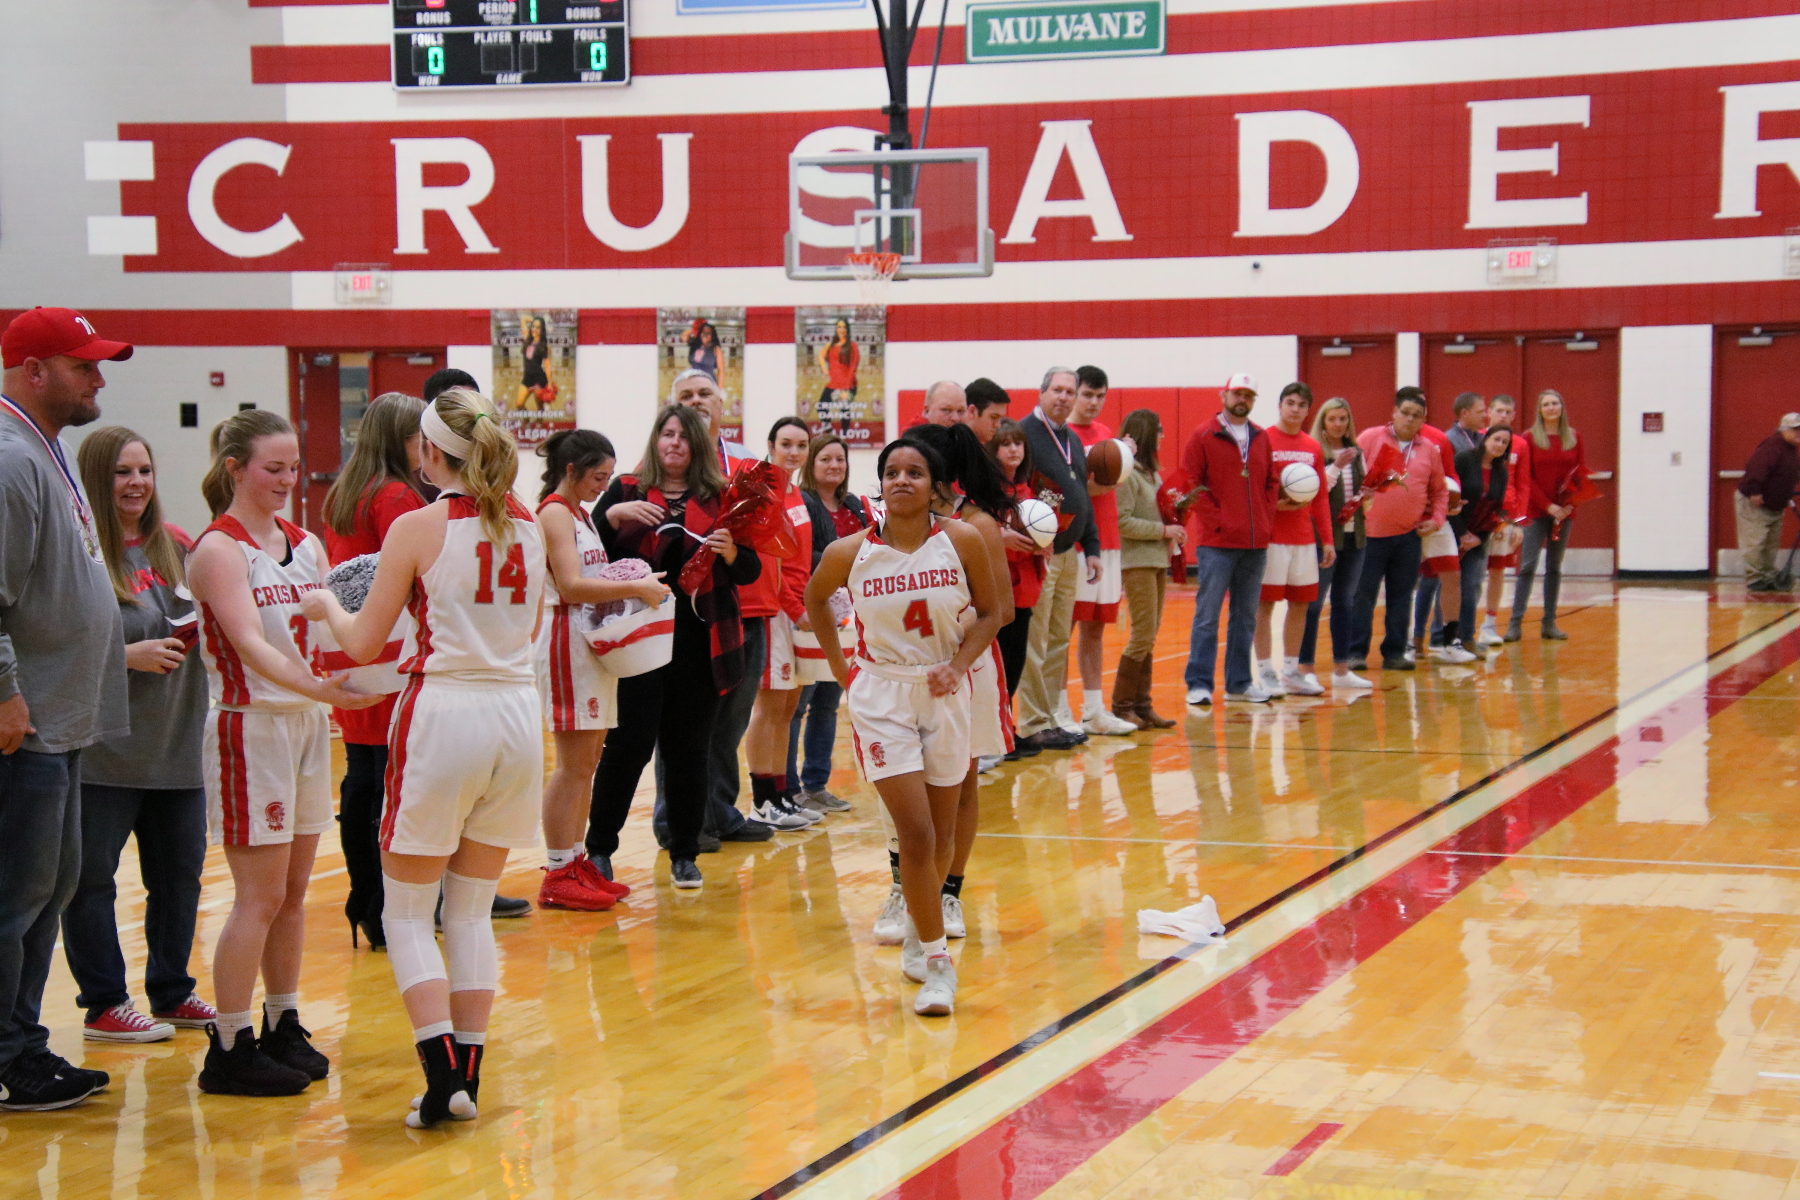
847,520,970,667
402,494,545,683
198,514,325,711
536,493,607,609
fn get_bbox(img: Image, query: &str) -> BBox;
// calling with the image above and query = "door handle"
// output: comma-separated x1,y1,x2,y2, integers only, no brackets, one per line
1588,471,1613,481
1719,470,1746,479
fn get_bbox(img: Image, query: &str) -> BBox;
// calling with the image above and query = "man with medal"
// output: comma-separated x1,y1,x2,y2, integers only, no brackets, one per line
0,307,134,1111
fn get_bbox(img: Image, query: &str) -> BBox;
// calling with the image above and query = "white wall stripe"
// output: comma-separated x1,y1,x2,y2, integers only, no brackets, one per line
282,15,1800,122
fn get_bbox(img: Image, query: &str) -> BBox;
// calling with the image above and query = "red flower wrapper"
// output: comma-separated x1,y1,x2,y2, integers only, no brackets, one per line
1156,478,1189,584
677,460,800,596
1338,442,1407,525
1551,464,1602,536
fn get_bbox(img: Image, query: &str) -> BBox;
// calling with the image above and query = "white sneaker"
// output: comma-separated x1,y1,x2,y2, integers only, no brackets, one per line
1185,687,1212,706
1480,618,1503,646
1281,669,1325,696
872,886,908,944
784,795,824,824
901,933,928,983
1333,669,1373,689
1054,700,1083,734
977,754,1003,774
1224,685,1275,703
1430,642,1477,664
1257,666,1288,697
942,893,966,938
1403,645,1417,663
1082,708,1140,736
752,798,813,829
913,955,957,1016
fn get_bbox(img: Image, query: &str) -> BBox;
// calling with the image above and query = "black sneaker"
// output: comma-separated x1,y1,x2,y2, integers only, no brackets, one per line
718,819,775,842
260,1010,329,1081
1381,656,1416,671
1348,657,1368,671
0,1052,96,1111
654,824,725,853
19,1048,108,1095
198,1024,310,1096
406,1033,474,1129
670,858,703,889
491,894,531,918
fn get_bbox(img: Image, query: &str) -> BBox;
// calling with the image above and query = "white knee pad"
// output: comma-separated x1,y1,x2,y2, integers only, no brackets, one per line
382,876,448,994
440,871,499,994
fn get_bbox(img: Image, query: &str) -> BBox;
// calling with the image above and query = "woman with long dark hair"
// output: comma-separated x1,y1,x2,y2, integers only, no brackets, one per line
686,320,721,381
62,428,215,1043
516,317,550,411
815,318,860,434
986,419,1047,758
585,405,760,889
1507,389,1584,641
1451,428,1512,654
1111,408,1181,728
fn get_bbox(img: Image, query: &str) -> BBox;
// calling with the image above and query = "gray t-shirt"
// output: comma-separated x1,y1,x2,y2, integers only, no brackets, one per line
0,409,129,753
81,538,206,789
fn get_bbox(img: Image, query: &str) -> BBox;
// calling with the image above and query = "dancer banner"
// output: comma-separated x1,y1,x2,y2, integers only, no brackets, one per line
796,306,885,447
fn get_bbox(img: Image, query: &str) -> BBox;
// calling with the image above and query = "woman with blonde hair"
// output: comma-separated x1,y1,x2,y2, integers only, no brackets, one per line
61,428,216,1044
1111,408,1183,728
305,387,546,1127
188,409,380,1096
1299,397,1368,687
1507,389,1584,642
320,392,428,948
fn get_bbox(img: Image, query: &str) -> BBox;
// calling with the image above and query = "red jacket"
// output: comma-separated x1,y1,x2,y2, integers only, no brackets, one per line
1177,415,1278,550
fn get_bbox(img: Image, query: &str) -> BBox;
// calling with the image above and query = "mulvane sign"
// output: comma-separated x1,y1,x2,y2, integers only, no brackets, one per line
965,0,1164,62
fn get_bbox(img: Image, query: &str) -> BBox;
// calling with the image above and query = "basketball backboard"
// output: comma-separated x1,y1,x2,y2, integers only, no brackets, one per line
786,147,994,281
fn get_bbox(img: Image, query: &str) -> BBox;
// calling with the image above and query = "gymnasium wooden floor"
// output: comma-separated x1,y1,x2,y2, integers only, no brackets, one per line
10,581,1800,1199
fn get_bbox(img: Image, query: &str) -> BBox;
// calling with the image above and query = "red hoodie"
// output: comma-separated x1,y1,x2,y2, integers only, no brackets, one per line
1177,414,1279,550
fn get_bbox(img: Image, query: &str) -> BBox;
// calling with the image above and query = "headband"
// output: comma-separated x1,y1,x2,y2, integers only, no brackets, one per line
421,398,473,459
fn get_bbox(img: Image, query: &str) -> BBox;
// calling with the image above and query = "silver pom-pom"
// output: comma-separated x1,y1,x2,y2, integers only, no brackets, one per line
325,554,380,613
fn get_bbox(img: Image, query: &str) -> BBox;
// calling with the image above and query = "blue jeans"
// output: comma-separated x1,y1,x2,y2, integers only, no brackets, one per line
1184,546,1267,695
1299,541,1364,666
785,681,842,794
1350,533,1423,662
0,749,82,1073
61,783,205,1017
1413,577,1446,642
1455,542,1489,644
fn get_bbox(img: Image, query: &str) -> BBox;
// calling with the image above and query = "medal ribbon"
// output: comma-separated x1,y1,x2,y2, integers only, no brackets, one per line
0,394,101,563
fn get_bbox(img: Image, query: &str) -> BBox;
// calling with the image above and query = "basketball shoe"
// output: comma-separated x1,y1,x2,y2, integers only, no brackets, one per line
539,860,616,911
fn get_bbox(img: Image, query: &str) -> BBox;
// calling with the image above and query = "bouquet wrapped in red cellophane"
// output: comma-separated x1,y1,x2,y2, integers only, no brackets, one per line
678,460,800,595
1551,464,1602,537
1337,441,1406,526
1156,477,1195,584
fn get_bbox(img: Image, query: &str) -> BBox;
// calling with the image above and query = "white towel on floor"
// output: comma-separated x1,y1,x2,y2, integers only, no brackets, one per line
1137,896,1226,944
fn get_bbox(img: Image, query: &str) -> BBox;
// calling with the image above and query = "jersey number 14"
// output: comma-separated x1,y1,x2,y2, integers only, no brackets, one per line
474,542,527,605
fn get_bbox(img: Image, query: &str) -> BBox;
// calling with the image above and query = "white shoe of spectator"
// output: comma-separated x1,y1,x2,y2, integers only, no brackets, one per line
1333,669,1374,689
1431,642,1478,664
1404,645,1417,663
1054,699,1083,734
872,887,908,944
977,754,1003,773
1480,618,1503,646
1281,669,1325,696
1186,687,1212,706
1225,685,1275,703
1082,707,1139,736
1257,665,1288,697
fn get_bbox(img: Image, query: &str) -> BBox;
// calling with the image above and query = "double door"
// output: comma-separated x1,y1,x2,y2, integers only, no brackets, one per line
1711,327,1800,573
288,349,447,532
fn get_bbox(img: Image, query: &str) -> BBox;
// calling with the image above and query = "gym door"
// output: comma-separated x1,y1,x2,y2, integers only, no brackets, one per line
1712,327,1800,573
289,349,446,532
1299,336,1396,435
1522,333,1619,566
1420,335,1523,428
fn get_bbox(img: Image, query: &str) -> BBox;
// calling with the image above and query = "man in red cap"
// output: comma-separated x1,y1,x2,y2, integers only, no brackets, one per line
0,307,133,1111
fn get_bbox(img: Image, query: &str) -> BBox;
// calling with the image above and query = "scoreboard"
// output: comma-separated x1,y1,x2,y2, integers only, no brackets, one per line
393,0,629,90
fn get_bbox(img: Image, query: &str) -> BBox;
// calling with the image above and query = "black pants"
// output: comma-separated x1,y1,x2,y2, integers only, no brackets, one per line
61,783,205,1017
337,744,386,928
997,607,1034,696
588,628,719,860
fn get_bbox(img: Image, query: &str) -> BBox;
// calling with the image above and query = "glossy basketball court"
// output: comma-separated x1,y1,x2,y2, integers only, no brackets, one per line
11,582,1800,1200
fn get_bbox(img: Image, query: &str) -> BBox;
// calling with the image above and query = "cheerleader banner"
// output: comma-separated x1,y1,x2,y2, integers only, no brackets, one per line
492,309,578,449
657,307,745,443
796,306,885,447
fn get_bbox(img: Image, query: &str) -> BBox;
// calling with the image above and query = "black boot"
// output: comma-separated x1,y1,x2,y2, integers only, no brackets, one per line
199,1024,310,1096
406,1033,475,1128
260,1009,330,1080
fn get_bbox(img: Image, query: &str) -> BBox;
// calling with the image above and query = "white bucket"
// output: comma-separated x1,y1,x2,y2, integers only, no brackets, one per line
310,611,411,696
582,593,676,678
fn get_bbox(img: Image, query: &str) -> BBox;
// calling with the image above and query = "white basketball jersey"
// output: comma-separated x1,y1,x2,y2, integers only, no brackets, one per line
198,515,325,711
536,493,607,608
847,520,970,667
402,494,546,683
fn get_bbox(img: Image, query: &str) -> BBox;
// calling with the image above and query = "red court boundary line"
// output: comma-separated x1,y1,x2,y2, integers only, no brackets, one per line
876,622,1800,1198
1265,1123,1344,1176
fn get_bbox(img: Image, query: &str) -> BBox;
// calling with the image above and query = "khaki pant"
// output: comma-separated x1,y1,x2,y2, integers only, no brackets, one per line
1016,548,1081,736
1121,566,1166,660
1736,490,1785,585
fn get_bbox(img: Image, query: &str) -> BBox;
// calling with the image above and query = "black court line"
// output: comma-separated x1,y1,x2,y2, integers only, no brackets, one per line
746,604,1799,1200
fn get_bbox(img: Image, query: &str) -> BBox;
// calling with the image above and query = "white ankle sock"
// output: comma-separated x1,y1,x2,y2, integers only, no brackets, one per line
1083,689,1104,717
413,1020,454,1043
454,1030,487,1046
216,1009,254,1042
262,992,299,1024
1283,657,1298,672
921,936,948,958
546,847,576,870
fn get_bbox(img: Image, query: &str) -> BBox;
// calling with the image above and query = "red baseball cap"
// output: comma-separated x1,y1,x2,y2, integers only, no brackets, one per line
2,308,133,370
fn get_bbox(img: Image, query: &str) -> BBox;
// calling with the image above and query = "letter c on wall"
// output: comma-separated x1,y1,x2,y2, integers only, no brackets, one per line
186,138,303,258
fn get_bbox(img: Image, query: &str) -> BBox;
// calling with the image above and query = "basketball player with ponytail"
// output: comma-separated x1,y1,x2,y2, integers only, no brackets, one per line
304,388,547,1128
806,437,1003,1016
187,410,381,1096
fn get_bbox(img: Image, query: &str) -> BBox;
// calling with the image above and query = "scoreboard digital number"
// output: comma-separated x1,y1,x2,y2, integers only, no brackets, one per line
393,0,629,90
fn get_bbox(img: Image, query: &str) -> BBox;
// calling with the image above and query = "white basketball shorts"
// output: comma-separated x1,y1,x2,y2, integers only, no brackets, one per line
762,610,803,691
1419,521,1460,577
968,642,1013,758
206,705,333,847
383,677,544,856
1259,542,1320,603
1072,548,1122,623
536,605,618,732
846,660,972,788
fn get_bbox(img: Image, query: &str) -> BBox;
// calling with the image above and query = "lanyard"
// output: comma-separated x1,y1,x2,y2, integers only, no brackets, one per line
0,394,102,564
1035,408,1074,467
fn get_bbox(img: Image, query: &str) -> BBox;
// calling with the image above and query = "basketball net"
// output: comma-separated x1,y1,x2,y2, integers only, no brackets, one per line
846,251,901,309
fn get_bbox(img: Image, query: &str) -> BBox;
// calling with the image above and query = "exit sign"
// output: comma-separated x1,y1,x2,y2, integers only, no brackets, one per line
965,0,1164,62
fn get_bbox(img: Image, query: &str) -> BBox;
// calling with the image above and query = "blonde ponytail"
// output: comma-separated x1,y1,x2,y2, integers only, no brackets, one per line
202,409,293,517
427,387,518,546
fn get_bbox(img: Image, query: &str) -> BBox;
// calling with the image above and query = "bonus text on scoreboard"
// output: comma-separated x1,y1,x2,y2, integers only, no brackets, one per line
393,0,629,89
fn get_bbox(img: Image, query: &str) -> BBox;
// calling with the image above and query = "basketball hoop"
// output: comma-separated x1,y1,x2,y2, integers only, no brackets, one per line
847,251,902,307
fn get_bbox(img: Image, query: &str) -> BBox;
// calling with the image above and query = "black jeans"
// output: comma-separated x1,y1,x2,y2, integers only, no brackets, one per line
1349,533,1423,662
337,744,386,928
0,749,82,1073
996,607,1034,697
61,783,204,1017
589,626,720,860
1298,541,1363,666
653,615,764,837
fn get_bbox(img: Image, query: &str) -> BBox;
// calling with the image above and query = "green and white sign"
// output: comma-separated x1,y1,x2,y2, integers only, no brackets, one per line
965,0,1164,62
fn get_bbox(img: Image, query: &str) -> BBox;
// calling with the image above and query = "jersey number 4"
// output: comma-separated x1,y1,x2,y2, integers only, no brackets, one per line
902,598,935,639
475,542,528,605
